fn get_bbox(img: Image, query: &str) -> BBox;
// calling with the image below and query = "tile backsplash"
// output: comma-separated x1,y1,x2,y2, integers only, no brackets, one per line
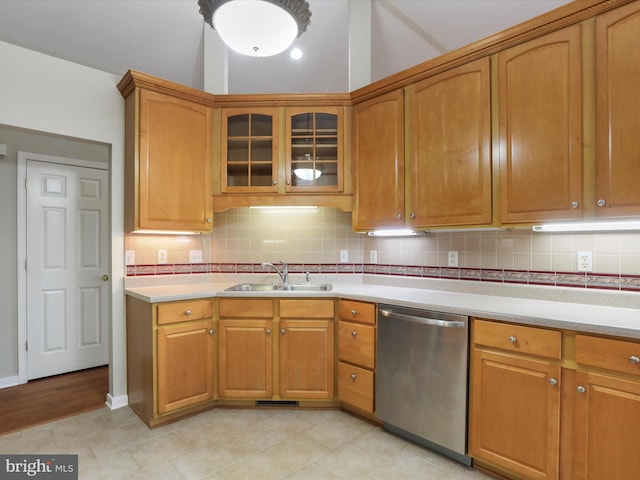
125,207,640,291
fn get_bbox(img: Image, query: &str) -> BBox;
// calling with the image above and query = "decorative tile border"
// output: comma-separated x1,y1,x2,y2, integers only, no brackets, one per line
125,263,640,293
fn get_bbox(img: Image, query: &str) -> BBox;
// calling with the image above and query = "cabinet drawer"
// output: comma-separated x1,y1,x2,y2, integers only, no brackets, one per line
338,300,376,324
280,299,334,318
338,362,374,413
575,334,640,376
473,319,561,360
219,299,274,318
338,321,375,369
157,300,213,325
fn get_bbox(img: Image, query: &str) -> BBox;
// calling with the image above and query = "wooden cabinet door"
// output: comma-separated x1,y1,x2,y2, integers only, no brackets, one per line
218,319,273,398
573,371,640,480
498,25,582,224
470,348,561,480
285,107,343,193
279,319,334,399
137,89,212,231
353,89,405,230
595,2,640,218
157,320,214,414
409,58,492,227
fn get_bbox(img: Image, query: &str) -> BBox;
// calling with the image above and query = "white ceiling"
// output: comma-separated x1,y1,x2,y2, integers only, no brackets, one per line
0,0,571,94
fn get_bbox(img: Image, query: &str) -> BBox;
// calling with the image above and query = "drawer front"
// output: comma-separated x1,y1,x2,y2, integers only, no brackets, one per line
473,318,562,360
338,300,376,324
157,300,213,325
338,362,374,413
576,334,640,376
338,321,375,368
280,299,334,319
219,298,274,318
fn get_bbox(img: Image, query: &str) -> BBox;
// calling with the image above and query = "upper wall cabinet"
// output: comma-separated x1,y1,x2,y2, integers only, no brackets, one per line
595,1,640,218
498,24,583,224
353,89,405,231
119,71,213,233
409,57,492,228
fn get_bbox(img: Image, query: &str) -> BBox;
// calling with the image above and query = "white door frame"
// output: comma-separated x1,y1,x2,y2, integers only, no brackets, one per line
17,151,110,385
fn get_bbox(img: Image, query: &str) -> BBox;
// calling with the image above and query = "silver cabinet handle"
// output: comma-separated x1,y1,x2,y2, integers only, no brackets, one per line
351,374,357,380
410,212,415,219
630,355,640,364
351,310,357,316
207,218,212,223
272,180,277,185
577,385,586,394
396,213,402,220
508,335,517,343
571,201,580,208
280,328,286,335
548,378,558,386
208,329,214,335
351,331,357,337
185,310,192,316
265,329,271,334
597,199,606,207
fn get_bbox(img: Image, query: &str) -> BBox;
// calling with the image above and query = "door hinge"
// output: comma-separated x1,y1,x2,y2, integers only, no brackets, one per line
25,259,27,270
25,340,28,351
24,178,28,190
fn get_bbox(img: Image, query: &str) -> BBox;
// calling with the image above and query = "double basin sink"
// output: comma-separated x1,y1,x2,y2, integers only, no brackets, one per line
225,283,332,292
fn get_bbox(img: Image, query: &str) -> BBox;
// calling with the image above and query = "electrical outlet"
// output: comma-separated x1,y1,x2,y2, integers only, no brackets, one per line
189,250,203,264
577,251,593,272
340,250,349,263
125,250,135,266
369,250,378,264
158,249,168,264
448,251,459,267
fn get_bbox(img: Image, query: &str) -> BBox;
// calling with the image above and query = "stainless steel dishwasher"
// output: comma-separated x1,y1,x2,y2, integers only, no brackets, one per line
376,304,471,466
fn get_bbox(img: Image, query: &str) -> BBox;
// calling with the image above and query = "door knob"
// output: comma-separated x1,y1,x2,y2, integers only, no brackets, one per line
102,274,109,281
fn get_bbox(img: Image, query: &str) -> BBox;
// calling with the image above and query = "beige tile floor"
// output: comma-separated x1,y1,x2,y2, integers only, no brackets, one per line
0,406,493,479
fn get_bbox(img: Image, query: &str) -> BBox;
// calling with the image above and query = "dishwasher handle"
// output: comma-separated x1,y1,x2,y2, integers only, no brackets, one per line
379,309,466,328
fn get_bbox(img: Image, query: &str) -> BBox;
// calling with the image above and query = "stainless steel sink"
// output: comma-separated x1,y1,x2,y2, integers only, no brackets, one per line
225,283,332,292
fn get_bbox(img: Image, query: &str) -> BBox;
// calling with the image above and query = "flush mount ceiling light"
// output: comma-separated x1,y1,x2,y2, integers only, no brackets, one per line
198,0,312,57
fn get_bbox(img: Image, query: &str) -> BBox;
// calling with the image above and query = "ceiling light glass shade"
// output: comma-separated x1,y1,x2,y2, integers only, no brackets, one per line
199,0,312,57
293,168,321,181
532,220,640,232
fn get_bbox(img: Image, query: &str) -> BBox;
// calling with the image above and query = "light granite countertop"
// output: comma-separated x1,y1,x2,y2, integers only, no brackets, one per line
124,274,640,339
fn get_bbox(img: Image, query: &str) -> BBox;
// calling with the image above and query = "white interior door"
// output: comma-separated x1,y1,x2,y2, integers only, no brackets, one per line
26,160,110,380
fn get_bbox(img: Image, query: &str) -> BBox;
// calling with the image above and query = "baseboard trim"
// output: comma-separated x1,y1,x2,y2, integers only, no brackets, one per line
106,393,128,410
0,376,19,390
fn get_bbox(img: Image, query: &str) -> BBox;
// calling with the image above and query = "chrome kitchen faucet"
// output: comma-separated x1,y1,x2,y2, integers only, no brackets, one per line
261,261,289,286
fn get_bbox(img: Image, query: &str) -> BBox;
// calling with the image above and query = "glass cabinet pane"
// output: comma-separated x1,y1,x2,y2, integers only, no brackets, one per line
225,112,274,189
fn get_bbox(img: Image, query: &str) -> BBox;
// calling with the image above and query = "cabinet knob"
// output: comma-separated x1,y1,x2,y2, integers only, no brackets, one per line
410,212,415,219
280,328,286,335
265,329,271,335
577,385,586,394
272,180,277,185
396,213,403,220
548,378,558,386
208,329,214,335
597,199,606,207
351,331,357,337
351,310,357,316
508,335,517,343
351,373,357,380
207,218,212,223
185,310,192,316
570,201,580,208
629,355,640,365
286,180,290,185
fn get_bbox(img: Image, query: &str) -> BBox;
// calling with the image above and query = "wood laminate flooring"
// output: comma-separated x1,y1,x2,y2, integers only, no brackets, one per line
0,365,108,435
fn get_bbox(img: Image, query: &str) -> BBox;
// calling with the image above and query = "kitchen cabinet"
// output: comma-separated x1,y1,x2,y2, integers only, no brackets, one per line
337,299,377,414
218,298,336,401
595,2,640,218
498,24,583,224
408,57,492,227
571,334,640,479
279,299,335,399
353,89,405,230
285,107,344,193
470,319,562,480
118,71,213,232
126,296,215,426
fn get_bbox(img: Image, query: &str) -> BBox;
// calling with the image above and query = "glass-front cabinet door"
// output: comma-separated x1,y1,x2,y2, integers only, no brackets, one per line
221,108,279,193
285,107,343,193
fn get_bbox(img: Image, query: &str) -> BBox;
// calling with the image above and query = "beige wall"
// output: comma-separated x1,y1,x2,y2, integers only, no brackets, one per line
125,207,640,276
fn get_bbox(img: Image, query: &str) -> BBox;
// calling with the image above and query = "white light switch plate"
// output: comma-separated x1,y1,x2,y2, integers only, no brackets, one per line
340,250,349,263
125,250,135,266
369,250,378,264
189,250,203,264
